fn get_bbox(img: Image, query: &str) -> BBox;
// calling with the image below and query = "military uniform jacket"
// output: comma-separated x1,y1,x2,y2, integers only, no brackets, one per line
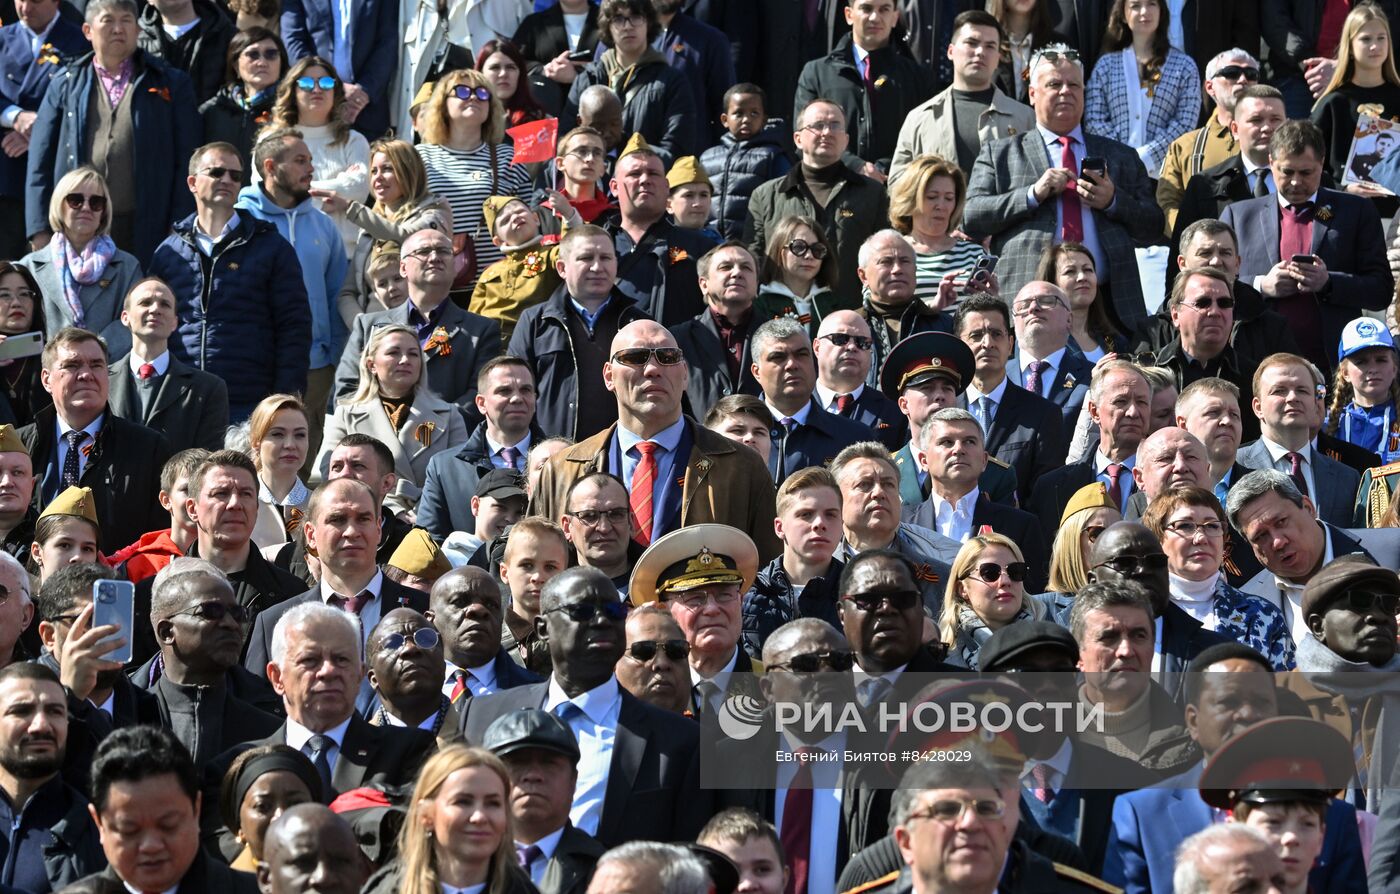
841,838,1121,894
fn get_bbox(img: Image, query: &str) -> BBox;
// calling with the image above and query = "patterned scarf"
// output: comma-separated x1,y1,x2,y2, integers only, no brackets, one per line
51,232,115,329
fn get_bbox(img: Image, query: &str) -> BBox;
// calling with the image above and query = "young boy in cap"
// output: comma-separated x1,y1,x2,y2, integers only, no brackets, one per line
440,469,527,566
469,191,581,344
666,157,721,243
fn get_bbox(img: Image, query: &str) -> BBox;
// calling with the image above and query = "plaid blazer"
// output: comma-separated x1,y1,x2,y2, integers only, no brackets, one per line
1084,47,1203,175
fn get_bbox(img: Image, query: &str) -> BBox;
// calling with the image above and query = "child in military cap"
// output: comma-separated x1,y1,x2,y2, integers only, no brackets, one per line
666,156,721,243
31,485,101,582
467,191,581,344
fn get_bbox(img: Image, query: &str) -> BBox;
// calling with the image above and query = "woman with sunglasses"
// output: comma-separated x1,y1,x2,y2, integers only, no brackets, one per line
1035,482,1122,622
754,215,840,338
271,56,372,255
0,262,49,427
888,155,992,312
1035,242,1129,361
416,69,534,296
1312,4,1400,207
219,744,323,871
18,167,141,361
201,28,288,185
1141,486,1295,669
940,533,1047,669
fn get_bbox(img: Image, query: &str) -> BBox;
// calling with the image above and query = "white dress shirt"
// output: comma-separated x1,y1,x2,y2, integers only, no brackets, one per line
1272,529,1336,645
319,569,386,653
930,486,979,542
286,715,353,775
1094,450,1137,514
194,211,241,257
767,399,814,429
544,675,622,837
964,377,1009,434
1012,346,1067,398
1020,736,1073,794
816,382,864,414
775,731,845,894
128,350,170,378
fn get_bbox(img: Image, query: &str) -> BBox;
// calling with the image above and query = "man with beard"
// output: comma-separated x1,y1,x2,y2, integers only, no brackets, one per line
0,662,102,893
427,567,541,708
672,242,764,415
236,127,347,461
561,474,636,597
364,608,459,746
133,559,280,765
0,426,35,564
614,604,691,715
256,804,369,894
813,311,907,451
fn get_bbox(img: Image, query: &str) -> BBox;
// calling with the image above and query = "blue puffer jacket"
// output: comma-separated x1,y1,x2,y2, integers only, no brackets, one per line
741,554,845,660
148,213,312,418
700,130,792,240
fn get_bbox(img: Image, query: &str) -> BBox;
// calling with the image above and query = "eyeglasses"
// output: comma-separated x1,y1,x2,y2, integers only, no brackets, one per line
799,121,843,135
786,239,829,260
1212,65,1260,81
843,589,920,613
1091,553,1169,574
405,246,452,261
564,148,605,161
625,639,690,662
567,507,630,528
171,601,249,624
545,601,630,623
820,332,872,351
241,47,280,61
610,347,685,367
611,13,644,28
1165,520,1226,539
63,193,106,212
452,84,493,103
1330,589,1400,616
380,627,440,652
669,589,740,612
908,798,1007,824
1178,295,1235,312
0,290,35,305
1030,48,1080,67
200,166,243,182
1012,293,1067,314
964,562,1029,584
295,76,337,92
769,650,856,673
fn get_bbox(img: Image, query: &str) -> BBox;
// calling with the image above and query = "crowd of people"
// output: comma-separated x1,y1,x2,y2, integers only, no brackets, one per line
0,0,1398,893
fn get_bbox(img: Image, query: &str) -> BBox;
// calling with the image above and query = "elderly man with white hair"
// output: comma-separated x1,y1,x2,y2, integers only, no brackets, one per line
586,842,711,894
856,230,958,392
0,551,30,668
1173,824,1287,894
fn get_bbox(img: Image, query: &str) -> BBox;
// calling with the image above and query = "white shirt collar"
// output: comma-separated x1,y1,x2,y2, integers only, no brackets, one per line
965,377,1009,406
285,714,353,752
1275,524,1334,594
544,675,622,724
932,485,979,526
124,885,176,894
1094,450,1136,474
517,825,567,861
195,211,240,241
1020,344,1067,369
319,569,384,605
1278,191,1320,210
815,382,864,411
767,399,813,427
690,646,740,691
1021,736,1074,784
128,351,170,377
485,430,532,460
1259,435,1309,466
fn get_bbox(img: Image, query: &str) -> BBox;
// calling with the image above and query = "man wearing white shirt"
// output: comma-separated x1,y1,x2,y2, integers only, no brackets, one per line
813,310,908,451
1007,280,1092,429
428,566,542,707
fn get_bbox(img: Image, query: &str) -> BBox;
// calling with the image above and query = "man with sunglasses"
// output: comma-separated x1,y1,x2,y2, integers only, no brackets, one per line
531,319,781,563
461,565,709,846
672,241,765,417
813,310,907,452
615,602,691,714
133,558,280,765
363,607,459,746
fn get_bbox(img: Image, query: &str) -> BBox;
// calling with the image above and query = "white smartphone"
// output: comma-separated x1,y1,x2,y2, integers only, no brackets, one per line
0,332,43,362
92,579,134,665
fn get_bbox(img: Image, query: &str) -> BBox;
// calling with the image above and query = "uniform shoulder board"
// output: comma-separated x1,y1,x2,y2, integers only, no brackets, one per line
1052,863,1123,894
1371,460,1400,478
987,455,1011,469
840,870,900,894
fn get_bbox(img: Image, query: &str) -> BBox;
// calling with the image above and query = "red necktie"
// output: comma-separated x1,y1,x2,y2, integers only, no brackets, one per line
1106,462,1126,509
781,747,818,894
1058,136,1084,243
835,393,853,416
629,441,659,547
138,363,156,380
860,56,874,91
1287,452,1310,499
449,669,468,703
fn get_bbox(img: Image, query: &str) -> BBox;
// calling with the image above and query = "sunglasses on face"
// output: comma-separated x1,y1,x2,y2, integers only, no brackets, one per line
200,166,243,182
843,589,920,613
171,601,249,624
545,601,630,623
380,627,440,652
626,639,690,662
770,650,856,673
610,347,685,367
1330,590,1400,616
64,193,106,212
453,84,493,103
295,76,337,92
1092,553,1169,575
1213,65,1259,81
964,562,1029,584
1178,296,1235,312
821,332,873,351
785,239,828,259
241,47,280,61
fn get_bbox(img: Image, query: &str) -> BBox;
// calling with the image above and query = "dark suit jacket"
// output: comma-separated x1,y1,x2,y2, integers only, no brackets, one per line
107,353,229,452
835,385,908,451
672,309,763,416
0,16,87,200
537,823,605,894
1318,430,1383,476
1237,440,1360,529
892,442,1019,509
1156,602,1233,702
131,659,283,761
605,218,712,327
242,576,428,677
19,405,171,553
417,422,544,539
56,853,257,894
279,0,396,137
769,399,875,481
459,681,711,847
960,384,1067,505
1179,0,1260,84
906,492,1050,595
1220,188,1394,372
1013,348,1095,431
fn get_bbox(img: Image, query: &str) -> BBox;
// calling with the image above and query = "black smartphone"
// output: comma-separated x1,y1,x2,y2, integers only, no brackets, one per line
970,254,998,287
567,49,594,63
1080,157,1107,178
1291,253,1318,265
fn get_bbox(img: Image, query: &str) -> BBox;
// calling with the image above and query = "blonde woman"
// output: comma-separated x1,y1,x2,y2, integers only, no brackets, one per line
1035,482,1122,622
364,745,537,894
886,155,991,312
1312,3,1400,197
312,324,466,513
18,167,142,360
249,393,312,550
940,532,1046,669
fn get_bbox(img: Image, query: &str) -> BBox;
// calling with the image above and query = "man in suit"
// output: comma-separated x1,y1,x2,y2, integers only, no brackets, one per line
428,567,542,706
280,0,396,138
531,319,781,562
1238,353,1359,528
0,0,87,259
905,408,1049,593
560,473,638,595
671,242,764,417
1104,642,1367,894
1027,358,1149,531
954,295,1066,504
838,548,952,705
68,726,257,894
460,565,711,847
363,607,458,741
963,44,1163,334
243,478,428,676
19,327,170,553
335,228,502,430
752,318,873,482
814,310,907,451
1221,119,1394,375
484,709,605,894
1007,281,1093,431
630,523,762,718
108,277,228,452
1226,468,1400,647
258,805,369,894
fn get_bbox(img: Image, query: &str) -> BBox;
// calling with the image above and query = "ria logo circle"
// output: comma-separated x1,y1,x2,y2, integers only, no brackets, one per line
717,693,765,740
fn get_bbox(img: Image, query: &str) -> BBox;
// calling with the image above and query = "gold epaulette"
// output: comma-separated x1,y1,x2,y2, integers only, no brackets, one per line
840,870,900,894
988,455,1010,469
1053,863,1123,894
1369,472,1393,528
1370,460,1400,478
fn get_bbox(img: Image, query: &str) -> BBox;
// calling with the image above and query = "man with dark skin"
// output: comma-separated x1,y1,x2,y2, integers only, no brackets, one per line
1297,559,1400,672
256,803,368,894
614,604,691,715
427,566,541,704
836,550,947,709
365,608,455,739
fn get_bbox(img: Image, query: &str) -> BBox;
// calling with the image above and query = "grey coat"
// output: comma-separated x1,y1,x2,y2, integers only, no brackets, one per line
19,246,141,358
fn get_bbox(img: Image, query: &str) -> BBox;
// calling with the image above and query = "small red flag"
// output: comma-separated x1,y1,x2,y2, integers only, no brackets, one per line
506,117,559,165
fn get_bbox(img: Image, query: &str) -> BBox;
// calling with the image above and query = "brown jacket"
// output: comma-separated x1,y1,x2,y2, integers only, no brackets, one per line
531,421,782,562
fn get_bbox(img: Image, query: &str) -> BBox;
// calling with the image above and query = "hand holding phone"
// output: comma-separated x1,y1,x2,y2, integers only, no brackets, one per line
57,600,129,701
1291,253,1318,266
566,49,593,63
92,579,134,665
969,254,998,288
1080,157,1108,179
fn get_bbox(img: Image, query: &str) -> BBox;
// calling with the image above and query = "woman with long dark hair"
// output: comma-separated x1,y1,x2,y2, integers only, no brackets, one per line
476,40,547,128
200,27,288,183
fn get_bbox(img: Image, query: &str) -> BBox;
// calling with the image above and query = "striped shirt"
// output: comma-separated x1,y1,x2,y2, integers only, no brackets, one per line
416,141,533,289
911,240,988,309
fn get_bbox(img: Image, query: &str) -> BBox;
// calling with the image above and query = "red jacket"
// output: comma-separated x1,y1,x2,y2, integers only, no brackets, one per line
108,529,183,584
